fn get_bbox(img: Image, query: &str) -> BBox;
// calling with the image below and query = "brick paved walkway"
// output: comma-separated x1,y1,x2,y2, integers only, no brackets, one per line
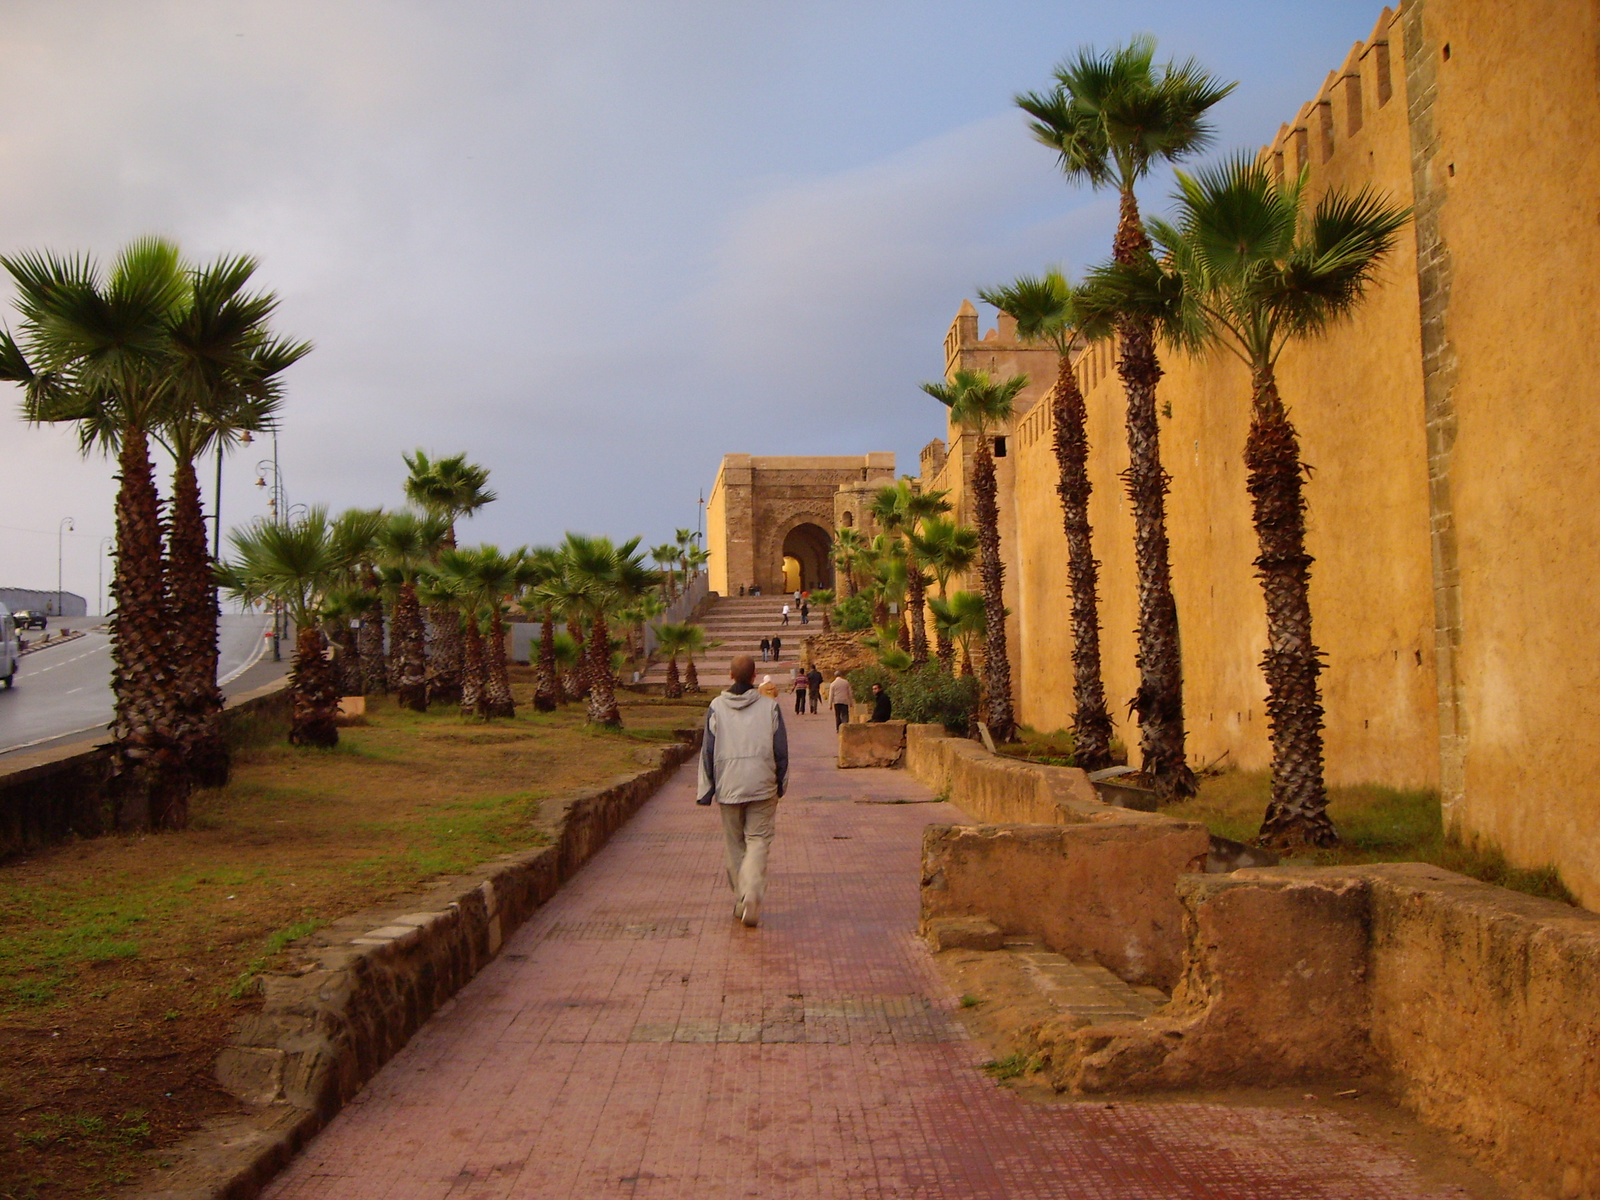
266,711,1472,1199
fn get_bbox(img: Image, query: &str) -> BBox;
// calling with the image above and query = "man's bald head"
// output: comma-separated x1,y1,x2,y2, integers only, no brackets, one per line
730,655,756,685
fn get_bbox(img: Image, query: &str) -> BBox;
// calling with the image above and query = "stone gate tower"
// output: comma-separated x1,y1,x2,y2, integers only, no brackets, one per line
705,453,894,596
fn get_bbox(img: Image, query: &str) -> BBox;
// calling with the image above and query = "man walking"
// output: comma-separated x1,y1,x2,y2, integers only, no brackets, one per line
698,655,787,928
806,664,823,714
781,603,791,626
829,671,852,728
771,633,782,663
800,600,809,625
759,635,771,662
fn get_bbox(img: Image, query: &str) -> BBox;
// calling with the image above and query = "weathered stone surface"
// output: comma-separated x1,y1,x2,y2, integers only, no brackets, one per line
921,821,1209,990
838,720,905,768
905,724,1099,822
132,736,700,1200
923,915,1003,952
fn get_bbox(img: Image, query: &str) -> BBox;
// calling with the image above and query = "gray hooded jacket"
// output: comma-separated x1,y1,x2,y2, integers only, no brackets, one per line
697,684,788,805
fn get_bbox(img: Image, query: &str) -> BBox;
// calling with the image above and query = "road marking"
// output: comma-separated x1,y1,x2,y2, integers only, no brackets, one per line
0,721,110,756
27,643,111,675
219,625,270,686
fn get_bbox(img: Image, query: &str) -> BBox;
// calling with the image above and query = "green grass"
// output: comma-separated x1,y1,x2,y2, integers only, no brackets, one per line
981,1053,1032,1081
960,993,983,1009
1168,770,1578,905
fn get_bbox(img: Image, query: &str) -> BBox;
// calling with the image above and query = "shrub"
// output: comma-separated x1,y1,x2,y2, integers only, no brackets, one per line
845,664,895,701
831,593,873,632
890,663,978,733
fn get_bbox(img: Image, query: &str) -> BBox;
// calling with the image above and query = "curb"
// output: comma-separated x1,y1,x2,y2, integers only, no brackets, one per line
130,734,700,1200
17,628,88,657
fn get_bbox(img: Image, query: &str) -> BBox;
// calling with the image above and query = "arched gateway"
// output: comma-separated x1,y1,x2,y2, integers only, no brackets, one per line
705,454,895,596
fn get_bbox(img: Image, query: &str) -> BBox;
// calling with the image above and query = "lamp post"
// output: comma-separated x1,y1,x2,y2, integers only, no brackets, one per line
57,517,74,619
98,537,113,618
255,447,287,659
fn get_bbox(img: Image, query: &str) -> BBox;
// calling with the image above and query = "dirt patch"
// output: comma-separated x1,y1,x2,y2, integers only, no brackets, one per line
931,944,1507,1200
0,671,707,1200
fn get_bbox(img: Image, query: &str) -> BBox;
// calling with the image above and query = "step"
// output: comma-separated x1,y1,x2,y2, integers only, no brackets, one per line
1003,940,1166,1025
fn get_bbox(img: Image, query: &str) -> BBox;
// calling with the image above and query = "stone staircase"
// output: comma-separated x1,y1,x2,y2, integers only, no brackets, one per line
641,594,819,687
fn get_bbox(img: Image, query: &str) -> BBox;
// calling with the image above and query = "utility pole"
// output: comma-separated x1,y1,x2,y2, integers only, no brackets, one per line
98,537,113,618
57,516,74,618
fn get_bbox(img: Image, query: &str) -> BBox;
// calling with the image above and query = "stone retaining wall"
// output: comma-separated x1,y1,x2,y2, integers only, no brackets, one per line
904,723,1099,822
135,736,699,1200
0,679,291,859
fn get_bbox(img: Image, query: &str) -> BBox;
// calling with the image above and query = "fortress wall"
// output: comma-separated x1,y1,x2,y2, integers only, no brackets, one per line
1001,0,1600,906
1410,0,1600,904
1013,7,1439,792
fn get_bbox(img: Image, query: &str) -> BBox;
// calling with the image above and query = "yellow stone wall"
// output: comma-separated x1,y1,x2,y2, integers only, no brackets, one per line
941,0,1600,907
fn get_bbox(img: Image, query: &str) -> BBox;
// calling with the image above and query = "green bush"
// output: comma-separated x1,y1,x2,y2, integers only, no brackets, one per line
844,664,895,702
831,593,873,631
890,663,978,733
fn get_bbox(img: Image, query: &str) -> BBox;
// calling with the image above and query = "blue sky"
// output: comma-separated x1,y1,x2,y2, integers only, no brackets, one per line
0,1,1385,606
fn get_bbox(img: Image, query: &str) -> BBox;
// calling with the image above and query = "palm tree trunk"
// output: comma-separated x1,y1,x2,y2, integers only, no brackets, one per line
460,614,485,717
664,654,683,699
427,605,463,704
330,623,361,697
289,624,339,747
109,429,188,831
167,455,229,793
841,563,858,598
959,642,973,678
358,577,387,696
872,593,888,631
1051,354,1114,772
568,621,589,699
585,613,621,725
1247,370,1337,849
394,581,428,711
935,626,954,672
907,569,929,665
533,612,559,711
485,608,515,718
684,655,701,694
1115,189,1195,801
971,441,1014,741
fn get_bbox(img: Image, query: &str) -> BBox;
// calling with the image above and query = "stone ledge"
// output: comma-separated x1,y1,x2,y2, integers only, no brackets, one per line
131,734,700,1200
838,720,905,767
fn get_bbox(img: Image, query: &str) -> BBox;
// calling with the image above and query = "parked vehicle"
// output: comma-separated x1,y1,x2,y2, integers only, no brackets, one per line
12,609,47,631
0,604,17,688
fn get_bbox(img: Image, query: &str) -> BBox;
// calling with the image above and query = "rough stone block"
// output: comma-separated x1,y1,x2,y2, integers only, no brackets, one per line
215,1045,286,1106
923,916,1003,952
838,720,905,768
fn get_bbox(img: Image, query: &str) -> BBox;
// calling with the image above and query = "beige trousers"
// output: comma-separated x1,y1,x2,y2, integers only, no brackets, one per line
720,797,778,907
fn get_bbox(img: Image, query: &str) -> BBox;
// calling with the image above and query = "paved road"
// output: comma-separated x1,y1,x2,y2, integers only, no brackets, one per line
0,614,279,756
265,711,1477,1200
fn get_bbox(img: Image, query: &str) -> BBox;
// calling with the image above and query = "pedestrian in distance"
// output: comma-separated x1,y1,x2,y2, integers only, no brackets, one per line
829,671,853,728
698,655,788,929
781,603,790,626
869,681,892,723
800,601,809,625
806,665,823,714
793,669,808,715
793,589,802,607
758,674,779,698
771,634,782,662
759,635,771,662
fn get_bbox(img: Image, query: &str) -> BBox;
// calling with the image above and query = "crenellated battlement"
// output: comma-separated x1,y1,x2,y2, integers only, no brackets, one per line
1264,6,1401,183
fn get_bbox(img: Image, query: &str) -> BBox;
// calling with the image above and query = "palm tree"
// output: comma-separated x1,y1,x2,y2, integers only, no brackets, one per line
437,545,527,718
321,587,370,698
1,238,193,826
831,527,867,597
161,255,308,786
1084,155,1408,846
403,450,496,705
900,485,951,665
520,546,564,711
654,621,692,699
864,533,907,644
330,508,390,696
377,510,448,711
921,369,1027,741
1017,38,1233,796
223,507,347,748
550,629,582,703
911,517,978,671
980,270,1113,770
560,534,653,726
650,543,681,601
932,590,987,679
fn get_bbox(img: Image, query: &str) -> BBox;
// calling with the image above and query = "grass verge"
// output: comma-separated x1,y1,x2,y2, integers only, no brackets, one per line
0,668,708,1200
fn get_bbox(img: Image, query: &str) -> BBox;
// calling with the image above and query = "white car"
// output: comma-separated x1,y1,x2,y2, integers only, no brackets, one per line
0,603,16,688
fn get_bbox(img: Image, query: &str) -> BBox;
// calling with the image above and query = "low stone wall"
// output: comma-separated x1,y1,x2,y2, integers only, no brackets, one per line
1028,863,1600,1200
0,678,291,859
921,821,1209,990
904,723,1099,822
135,736,699,1200
837,720,904,767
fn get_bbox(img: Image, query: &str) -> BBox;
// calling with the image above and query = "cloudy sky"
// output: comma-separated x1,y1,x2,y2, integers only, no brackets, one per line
0,0,1382,610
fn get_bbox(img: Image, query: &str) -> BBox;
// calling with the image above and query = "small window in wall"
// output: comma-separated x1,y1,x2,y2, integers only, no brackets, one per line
993,436,1007,458
841,510,854,527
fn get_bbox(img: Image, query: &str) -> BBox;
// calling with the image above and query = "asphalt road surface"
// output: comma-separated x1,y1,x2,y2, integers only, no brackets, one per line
0,614,284,757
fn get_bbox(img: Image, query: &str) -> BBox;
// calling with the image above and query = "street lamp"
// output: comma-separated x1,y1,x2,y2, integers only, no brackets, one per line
57,517,74,619
98,537,113,618
254,448,287,659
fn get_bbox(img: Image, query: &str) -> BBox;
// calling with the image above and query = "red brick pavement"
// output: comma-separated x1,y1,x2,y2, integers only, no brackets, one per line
265,711,1473,1199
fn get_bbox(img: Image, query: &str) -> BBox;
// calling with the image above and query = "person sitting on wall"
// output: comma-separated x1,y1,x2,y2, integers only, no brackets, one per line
869,682,891,723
